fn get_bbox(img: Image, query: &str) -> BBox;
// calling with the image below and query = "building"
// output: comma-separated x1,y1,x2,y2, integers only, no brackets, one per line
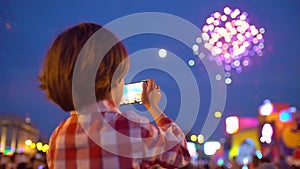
226,101,300,165
0,113,39,155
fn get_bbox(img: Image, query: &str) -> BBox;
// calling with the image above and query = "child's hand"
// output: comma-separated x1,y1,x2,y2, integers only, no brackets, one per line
142,79,161,110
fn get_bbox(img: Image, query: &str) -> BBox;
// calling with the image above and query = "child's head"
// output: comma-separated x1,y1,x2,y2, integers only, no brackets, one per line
39,23,129,112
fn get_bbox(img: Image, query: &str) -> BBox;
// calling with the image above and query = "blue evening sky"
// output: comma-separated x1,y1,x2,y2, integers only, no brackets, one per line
0,0,299,139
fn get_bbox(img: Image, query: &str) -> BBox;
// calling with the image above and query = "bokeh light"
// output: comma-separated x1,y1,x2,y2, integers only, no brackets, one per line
218,159,224,166
256,151,263,159
200,7,265,78
36,142,43,151
215,74,222,80
188,59,195,66
215,111,222,118
158,48,167,58
25,139,32,146
30,143,35,149
259,99,273,116
290,107,297,113
225,77,232,85
260,123,273,144
198,134,205,144
190,134,197,142
279,111,292,122
226,116,239,134
204,141,221,155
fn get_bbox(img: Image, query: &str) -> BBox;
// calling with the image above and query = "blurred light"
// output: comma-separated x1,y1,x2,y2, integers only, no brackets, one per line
215,111,222,118
243,158,249,165
242,165,249,169
226,116,239,134
251,29,259,36
216,41,223,47
279,111,292,122
192,44,199,51
221,15,227,21
214,12,221,19
290,107,297,113
208,24,214,31
36,153,42,159
213,20,220,26
245,32,251,38
230,13,237,19
199,52,205,59
259,28,266,34
217,159,224,166
202,33,210,41
201,7,265,77
224,7,231,15
259,100,273,116
36,142,43,151
42,144,49,152
25,139,32,146
225,77,232,85
252,38,259,44
190,135,197,142
224,52,230,58
206,17,214,24
234,9,241,16
257,34,263,40
204,141,221,155
258,43,264,49
18,148,24,153
188,59,195,66
202,25,209,32
240,14,246,21
5,22,11,30
233,60,240,67
198,134,205,144
215,74,222,81
196,37,202,43
258,51,263,56
30,143,36,149
256,151,263,159
260,123,273,144
4,149,13,156
25,117,31,123
187,142,198,159
242,60,249,66
158,49,167,58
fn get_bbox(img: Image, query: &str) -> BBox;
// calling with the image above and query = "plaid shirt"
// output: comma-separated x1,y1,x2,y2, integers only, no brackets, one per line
47,100,190,169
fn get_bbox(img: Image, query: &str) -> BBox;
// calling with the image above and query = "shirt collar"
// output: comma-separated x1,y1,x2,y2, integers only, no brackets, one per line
70,100,121,115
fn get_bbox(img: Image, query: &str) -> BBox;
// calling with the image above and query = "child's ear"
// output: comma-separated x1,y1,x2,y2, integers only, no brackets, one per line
111,78,122,88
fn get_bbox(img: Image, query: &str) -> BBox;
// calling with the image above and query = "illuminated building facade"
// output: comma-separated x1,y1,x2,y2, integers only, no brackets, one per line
226,101,299,165
0,113,39,155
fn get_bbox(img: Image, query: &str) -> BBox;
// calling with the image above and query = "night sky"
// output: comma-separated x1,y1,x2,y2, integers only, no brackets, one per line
1,0,300,139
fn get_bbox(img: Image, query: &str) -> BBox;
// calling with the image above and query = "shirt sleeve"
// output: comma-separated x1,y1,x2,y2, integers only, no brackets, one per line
139,114,191,168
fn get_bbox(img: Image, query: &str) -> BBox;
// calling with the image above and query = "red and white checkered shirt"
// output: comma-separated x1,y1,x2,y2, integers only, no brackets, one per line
47,100,190,169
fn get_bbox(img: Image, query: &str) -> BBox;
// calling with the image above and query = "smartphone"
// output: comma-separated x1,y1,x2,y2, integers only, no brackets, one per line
120,80,146,106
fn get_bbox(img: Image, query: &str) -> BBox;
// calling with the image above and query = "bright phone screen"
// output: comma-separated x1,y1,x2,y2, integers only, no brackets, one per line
120,81,144,105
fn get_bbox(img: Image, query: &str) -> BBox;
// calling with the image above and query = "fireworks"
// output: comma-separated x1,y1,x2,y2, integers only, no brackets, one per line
200,7,265,74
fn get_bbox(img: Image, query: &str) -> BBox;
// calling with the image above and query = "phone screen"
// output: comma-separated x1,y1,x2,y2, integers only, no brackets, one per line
120,81,145,105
